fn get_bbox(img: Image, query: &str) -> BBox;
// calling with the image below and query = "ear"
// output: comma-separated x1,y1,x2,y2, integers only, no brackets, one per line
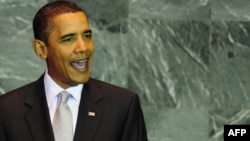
32,39,48,60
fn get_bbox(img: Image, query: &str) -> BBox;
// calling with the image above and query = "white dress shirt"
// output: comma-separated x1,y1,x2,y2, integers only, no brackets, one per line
43,70,83,134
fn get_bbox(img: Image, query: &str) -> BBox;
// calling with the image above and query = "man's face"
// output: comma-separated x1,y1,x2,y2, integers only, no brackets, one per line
45,12,94,88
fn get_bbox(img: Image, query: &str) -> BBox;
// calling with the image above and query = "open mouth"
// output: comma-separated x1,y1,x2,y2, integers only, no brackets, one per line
71,59,88,70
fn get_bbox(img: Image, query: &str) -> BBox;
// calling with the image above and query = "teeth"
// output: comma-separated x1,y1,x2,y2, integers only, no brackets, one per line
76,60,87,63
71,59,87,69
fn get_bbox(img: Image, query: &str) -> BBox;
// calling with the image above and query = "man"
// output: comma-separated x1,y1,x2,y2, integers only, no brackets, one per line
0,1,148,141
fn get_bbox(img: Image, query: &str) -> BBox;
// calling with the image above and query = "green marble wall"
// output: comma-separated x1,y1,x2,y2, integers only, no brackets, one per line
1,0,250,141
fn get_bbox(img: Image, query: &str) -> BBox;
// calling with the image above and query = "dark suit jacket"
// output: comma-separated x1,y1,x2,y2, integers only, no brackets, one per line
0,76,148,141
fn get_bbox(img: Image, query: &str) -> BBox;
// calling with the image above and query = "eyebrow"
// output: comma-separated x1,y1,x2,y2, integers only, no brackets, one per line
59,29,92,40
84,29,92,34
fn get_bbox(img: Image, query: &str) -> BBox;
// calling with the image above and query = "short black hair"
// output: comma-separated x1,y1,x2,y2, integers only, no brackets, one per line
32,0,87,44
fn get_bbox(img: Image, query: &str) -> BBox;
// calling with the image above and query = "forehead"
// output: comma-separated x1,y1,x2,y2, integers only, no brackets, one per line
50,12,90,32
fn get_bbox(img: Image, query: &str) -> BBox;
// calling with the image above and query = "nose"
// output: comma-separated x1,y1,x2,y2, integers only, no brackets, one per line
74,37,88,54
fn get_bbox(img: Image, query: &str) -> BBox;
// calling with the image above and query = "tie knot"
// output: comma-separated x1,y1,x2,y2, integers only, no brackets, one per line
60,91,71,103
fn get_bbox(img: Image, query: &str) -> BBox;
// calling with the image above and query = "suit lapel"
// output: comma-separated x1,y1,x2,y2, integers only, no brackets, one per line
23,77,105,141
24,76,54,141
74,78,105,141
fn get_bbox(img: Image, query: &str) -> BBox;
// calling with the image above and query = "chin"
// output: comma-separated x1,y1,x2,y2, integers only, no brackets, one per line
74,76,90,84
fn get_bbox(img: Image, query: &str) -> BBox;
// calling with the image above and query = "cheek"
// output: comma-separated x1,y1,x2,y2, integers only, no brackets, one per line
48,52,68,68
90,45,95,53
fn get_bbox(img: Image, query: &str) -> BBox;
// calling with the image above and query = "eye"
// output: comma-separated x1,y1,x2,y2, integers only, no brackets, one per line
83,32,92,40
59,34,76,43
62,38,74,42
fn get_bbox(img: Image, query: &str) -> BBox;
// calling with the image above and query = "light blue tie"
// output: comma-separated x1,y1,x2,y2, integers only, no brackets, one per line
53,91,73,141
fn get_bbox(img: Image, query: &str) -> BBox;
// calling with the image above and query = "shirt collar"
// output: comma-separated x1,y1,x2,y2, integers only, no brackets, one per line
44,70,83,107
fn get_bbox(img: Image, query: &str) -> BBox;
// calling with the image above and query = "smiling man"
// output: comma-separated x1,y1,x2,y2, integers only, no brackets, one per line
33,11,94,88
0,1,148,141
